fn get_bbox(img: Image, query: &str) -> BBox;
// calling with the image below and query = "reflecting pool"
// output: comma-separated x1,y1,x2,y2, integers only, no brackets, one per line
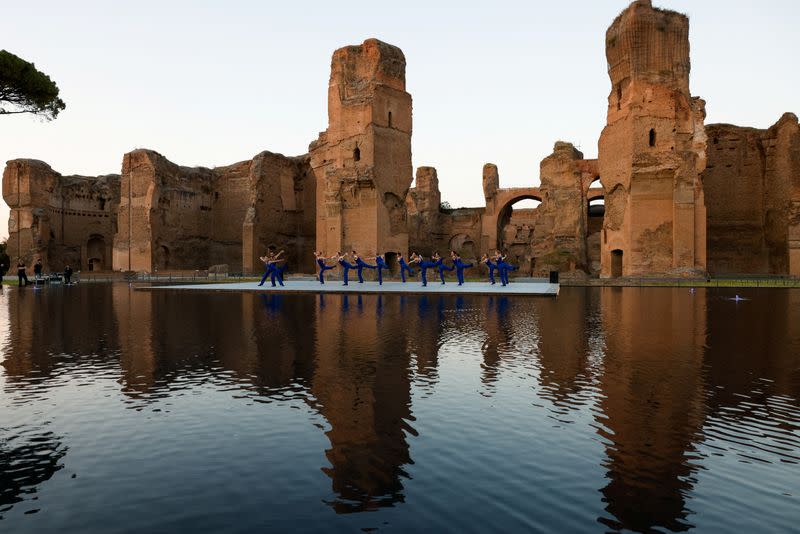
0,285,798,532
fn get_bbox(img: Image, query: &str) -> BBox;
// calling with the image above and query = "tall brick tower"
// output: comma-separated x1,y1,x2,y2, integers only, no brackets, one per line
310,39,413,258
599,0,707,277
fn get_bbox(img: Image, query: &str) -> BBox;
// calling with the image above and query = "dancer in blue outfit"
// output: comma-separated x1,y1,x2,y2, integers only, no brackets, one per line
451,251,474,285
397,252,416,283
258,250,284,287
433,252,454,284
352,251,376,283
314,251,336,284
337,252,356,286
494,251,518,286
416,255,437,287
481,254,499,285
366,253,389,285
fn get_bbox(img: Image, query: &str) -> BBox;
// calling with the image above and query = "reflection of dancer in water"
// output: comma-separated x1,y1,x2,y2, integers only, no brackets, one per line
434,252,454,285
337,252,356,286
366,253,389,285
481,254,498,285
314,251,336,284
397,252,416,283
353,251,376,284
451,251,473,286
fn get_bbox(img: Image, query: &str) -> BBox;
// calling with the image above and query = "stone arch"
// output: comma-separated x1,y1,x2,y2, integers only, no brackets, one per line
87,234,105,271
496,194,542,252
156,244,170,270
449,233,477,260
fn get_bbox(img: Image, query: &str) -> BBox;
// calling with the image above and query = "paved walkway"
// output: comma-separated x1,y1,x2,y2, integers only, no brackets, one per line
139,280,559,297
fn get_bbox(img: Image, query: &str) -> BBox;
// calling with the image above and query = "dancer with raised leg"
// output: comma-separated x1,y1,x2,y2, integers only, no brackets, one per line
314,251,336,284
353,251,376,284
366,253,389,285
434,252,454,285
481,254,498,285
451,251,473,286
397,252,416,283
417,254,436,287
337,252,356,286
495,250,518,286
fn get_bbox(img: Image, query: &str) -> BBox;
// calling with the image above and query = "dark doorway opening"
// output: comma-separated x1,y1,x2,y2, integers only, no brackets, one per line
611,249,623,278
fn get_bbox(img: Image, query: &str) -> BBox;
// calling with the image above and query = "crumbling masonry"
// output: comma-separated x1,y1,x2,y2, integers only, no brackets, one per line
4,1,799,278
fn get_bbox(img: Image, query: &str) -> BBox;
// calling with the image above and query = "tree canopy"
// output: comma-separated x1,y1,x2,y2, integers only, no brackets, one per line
0,50,65,120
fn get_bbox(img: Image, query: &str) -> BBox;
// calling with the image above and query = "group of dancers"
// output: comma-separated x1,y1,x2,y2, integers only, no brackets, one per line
312,250,518,287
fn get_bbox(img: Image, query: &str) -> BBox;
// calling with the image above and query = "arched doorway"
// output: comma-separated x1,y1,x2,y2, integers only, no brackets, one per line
611,249,623,278
587,197,605,275
157,245,170,270
384,251,398,275
87,235,105,271
448,234,477,260
497,196,542,251
496,196,541,275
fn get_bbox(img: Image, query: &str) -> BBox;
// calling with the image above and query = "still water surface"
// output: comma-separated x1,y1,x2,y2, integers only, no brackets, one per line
0,284,798,533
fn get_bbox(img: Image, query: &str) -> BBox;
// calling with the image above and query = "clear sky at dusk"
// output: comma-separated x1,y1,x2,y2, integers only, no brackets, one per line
1,0,798,239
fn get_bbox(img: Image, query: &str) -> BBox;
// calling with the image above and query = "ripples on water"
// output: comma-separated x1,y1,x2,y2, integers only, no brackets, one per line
0,284,798,533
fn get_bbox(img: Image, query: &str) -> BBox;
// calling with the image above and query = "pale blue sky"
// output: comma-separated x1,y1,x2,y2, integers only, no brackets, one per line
1,0,798,239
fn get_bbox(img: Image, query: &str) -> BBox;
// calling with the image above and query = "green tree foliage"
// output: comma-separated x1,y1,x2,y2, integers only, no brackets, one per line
0,50,65,120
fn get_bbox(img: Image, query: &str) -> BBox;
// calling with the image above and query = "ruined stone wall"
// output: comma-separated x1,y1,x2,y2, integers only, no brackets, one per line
599,0,707,277
242,152,315,273
113,149,315,273
407,166,484,260
2,159,119,272
704,114,800,275
530,143,599,277
311,39,413,258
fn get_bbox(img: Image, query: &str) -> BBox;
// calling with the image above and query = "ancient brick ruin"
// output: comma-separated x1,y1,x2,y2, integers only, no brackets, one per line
4,1,799,278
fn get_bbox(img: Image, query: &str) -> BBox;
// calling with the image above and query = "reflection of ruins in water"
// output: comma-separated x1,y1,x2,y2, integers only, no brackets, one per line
0,426,67,518
312,294,416,513
111,289,421,513
596,287,707,532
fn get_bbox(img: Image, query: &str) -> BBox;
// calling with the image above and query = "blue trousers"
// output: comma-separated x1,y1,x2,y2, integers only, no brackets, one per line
271,264,285,286
419,261,436,286
438,264,454,283
356,261,376,283
399,262,414,282
318,263,334,284
258,265,272,286
456,265,472,285
339,261,356,285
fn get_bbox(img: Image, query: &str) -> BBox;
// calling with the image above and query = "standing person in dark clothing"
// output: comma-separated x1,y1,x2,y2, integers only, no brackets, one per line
33,259,43,280
64,265,73,285
17,259,29,287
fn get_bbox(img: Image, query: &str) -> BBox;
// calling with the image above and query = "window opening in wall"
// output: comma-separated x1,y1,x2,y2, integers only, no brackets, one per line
388,111,392,127
649,128,656,147
353,147,360,162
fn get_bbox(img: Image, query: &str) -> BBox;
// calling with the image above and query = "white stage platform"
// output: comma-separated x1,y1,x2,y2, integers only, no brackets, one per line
139,280,559,297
